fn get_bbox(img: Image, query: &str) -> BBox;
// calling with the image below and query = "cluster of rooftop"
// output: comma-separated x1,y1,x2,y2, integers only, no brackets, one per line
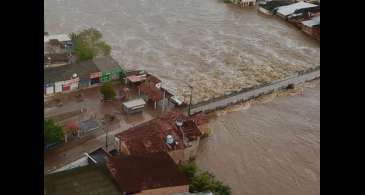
45,149,191,195
115,111,209,164
44,34,124,96
258,0,320,40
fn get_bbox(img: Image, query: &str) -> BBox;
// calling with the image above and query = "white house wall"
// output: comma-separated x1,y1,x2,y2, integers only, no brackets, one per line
46,86,54,95
55,81,63,93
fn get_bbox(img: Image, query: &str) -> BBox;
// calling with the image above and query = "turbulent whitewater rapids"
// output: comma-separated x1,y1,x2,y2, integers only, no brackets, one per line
45,0,319,104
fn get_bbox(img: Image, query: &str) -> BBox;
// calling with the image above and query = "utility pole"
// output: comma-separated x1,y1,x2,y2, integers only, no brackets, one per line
188,85,193,116
103,120,109,152
105,127,108,152
162,85,166,112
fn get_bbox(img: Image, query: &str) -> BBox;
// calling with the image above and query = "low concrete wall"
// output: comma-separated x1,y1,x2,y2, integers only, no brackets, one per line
51,155,89,173
190,66,320,114
136,185,189,195
184,138,200,161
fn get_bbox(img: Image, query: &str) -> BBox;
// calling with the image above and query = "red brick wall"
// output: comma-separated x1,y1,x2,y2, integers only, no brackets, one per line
136,185,189,195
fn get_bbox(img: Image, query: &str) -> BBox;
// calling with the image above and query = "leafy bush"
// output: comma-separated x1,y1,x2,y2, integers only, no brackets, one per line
180,161,198,180
44,119,64,144
180,161,231,195
70,28,111,61
100,81,116,101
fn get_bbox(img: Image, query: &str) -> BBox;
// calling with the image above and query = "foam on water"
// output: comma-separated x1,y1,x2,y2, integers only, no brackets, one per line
45,0,320,104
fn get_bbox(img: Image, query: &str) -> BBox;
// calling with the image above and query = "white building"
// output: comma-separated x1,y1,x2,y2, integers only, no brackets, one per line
44,34,71,43
276,1,318,18
230,0,256,7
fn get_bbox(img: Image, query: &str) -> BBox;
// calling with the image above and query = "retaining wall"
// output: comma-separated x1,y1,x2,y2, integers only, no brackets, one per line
190,66,320,114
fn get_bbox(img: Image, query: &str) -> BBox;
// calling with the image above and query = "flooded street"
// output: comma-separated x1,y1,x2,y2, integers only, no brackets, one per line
44,83,174,173
45,0,320,103
196,80,320,195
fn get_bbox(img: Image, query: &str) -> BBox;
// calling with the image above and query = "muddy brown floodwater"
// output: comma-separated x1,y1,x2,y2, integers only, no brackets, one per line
196,80,320,195
45,0,320,104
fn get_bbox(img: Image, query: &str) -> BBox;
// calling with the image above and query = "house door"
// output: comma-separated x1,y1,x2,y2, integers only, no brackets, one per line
91,77,100,85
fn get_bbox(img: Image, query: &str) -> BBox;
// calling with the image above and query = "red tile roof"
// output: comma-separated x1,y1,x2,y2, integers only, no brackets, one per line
106,152,188,193
147,74,161,84
190,112,209,126
138,82,164,102
115,111,202,155
63,121,79,133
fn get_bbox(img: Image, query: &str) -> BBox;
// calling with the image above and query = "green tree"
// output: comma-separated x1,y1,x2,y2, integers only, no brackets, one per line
44,119,64,144
190,172,215,192
179,161,198,181
179,161,231,195
100,81,116,101
70,28,112,62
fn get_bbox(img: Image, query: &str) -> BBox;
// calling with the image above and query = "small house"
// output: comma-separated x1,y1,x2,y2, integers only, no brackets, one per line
44,53,71,68
122,98,146,114
45,149,189,195
146,74,162,88
44,34,72,45
275,1,318,19
106,152,189,195
76,60,102,88
93,56,124,82
301,15,320,36
126,74,147,85
137,81,165,109
44,59,101,95
114,111,203,164
230,0,256,7
78,118,101,137
44,66,80,95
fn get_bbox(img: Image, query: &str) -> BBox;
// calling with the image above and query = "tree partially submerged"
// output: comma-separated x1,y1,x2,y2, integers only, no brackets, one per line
179,161,231,195
44,119,64,144
70,28,112,61
100,81,116,101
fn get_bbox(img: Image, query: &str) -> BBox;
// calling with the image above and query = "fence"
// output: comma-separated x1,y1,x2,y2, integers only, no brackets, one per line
190,65,320,114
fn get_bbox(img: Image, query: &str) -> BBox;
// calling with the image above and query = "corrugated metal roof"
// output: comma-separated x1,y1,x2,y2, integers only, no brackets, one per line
126,74,147,83
44,34,71,43
93,56,122,72
122,98,146,108
277,1,317,16
44,60,100,85
79,118,100,132
302,16,320,27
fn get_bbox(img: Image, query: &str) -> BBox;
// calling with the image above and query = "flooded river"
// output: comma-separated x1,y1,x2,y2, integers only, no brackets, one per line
196,80,320,195
45,0,319,103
